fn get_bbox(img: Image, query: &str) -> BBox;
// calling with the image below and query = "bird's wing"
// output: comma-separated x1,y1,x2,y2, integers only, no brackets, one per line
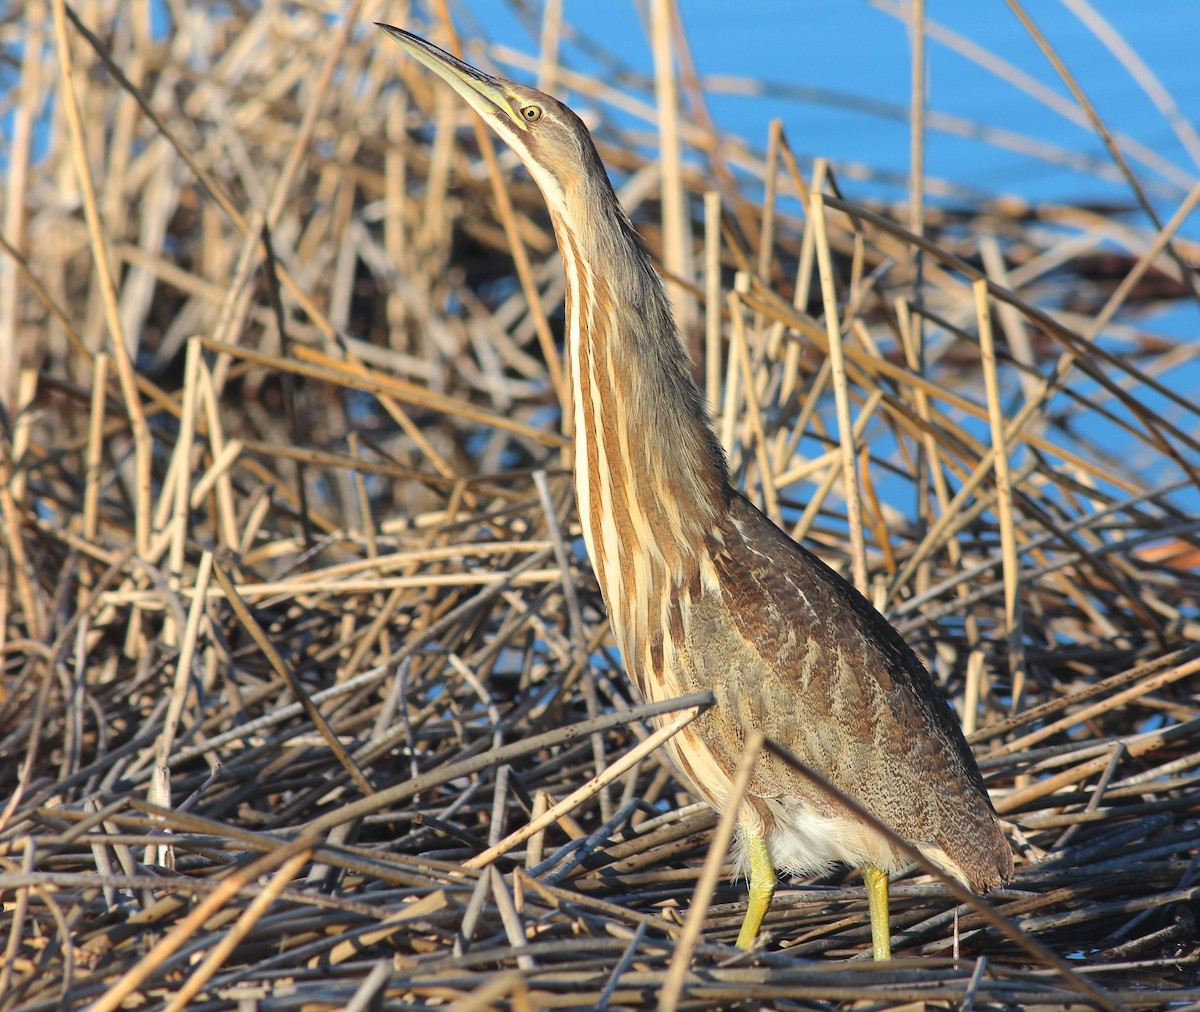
689,493,1010,883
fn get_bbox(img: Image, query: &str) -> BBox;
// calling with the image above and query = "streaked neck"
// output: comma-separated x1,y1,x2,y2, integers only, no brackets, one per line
552,203,729,616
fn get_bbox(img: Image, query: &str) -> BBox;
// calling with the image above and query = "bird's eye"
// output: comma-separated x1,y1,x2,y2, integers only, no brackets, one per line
521,105,543,122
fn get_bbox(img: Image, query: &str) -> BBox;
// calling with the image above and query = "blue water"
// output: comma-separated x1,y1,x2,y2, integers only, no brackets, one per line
7,2,1196,506
449,1,1200,516
8,2,1197,238
455,1,1200,218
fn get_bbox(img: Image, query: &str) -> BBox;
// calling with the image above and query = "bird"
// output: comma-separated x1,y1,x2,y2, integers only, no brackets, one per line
379,24,1013,959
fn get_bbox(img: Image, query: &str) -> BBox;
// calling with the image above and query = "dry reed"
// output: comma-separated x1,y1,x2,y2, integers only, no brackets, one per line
1,1,1198,1009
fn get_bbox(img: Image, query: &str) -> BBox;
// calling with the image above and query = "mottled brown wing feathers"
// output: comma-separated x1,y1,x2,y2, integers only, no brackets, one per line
711,493,1011,888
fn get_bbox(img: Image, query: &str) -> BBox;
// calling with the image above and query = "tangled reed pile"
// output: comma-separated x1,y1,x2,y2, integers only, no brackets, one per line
1,1,1198,1008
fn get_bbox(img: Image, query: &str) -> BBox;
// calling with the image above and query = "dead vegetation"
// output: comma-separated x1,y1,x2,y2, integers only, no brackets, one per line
1,1,1198,1009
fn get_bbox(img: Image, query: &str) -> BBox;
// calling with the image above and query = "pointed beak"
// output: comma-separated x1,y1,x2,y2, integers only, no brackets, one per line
376,24,526,131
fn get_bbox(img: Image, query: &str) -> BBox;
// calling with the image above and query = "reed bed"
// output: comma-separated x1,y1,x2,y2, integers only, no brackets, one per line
1,1,1198,1009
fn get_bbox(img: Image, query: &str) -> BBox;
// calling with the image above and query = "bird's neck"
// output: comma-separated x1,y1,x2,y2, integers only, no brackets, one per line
553,204,730,608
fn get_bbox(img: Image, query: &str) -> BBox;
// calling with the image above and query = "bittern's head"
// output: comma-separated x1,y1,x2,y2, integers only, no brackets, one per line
378,25,612,223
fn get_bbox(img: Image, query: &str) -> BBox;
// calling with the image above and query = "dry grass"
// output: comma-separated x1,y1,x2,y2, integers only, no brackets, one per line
2,1,1199,1009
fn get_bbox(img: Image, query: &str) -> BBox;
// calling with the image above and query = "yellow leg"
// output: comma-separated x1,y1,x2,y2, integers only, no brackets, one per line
864,865,892,960
736,833,777,950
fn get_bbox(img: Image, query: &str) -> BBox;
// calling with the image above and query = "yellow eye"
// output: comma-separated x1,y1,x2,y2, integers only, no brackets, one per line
521,105,543,122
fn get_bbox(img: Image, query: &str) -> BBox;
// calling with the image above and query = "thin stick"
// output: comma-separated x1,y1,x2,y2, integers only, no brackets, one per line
161,847,313,1012
0,0,43,406
728,292,780,523
82,353,109,547
660,731,764,1012
432,8,566,407
650,0,695,332
52,0,152,559
464,702,706,869
975,278,1026,710
167,337,202,587
998,656,1200,758
998,718,1200,814
212,562,375,797
536,0,563,93
704,191,723,414
88,837,317,1012
809,191,868,594
1005,0,1199,302
154,551,214,770
305,691,714,835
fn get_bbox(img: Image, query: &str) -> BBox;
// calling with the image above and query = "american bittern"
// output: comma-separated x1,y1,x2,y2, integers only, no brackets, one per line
380,25,1013,958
